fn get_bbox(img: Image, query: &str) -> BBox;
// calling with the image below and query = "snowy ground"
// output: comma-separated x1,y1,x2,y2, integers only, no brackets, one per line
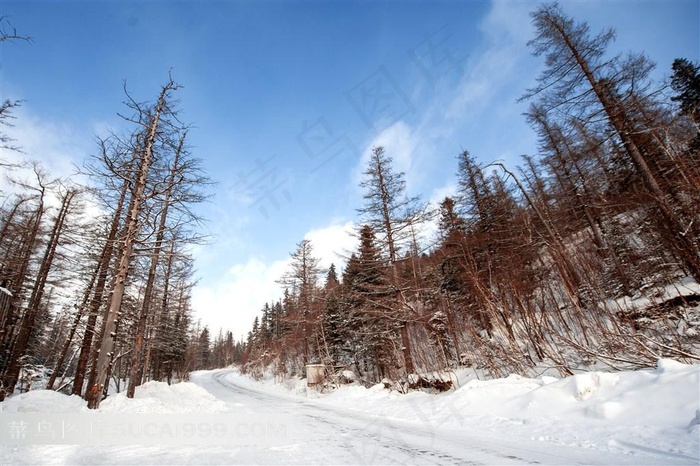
1,359,698,465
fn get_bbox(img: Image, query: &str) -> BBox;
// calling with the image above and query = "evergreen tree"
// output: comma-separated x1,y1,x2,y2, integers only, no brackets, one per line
198,327,211,369
671,58,700,124
324,263,340,290
358,146,429,375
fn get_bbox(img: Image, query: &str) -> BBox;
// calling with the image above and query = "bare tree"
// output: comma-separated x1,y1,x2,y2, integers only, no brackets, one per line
276,239,322,369
524,2,700,281
1,185,75,393
92,78,180,409
127,131,187,397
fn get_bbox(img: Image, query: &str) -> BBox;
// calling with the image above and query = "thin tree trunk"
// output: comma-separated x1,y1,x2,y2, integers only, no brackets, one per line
2,189,74,393
73,168,131,396
92,83,171,409
127,132,184,398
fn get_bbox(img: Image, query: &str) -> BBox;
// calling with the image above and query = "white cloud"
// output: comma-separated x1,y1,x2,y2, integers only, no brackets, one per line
304,220,357,272
0,106,117,214
2,108,93,179
191,257,289,341
446,1,534,121
191,219,359,339
481,0,535,44
428,182,457,206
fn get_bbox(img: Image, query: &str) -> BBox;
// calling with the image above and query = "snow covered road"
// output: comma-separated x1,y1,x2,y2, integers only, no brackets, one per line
187,369,696,465
2,365,698,465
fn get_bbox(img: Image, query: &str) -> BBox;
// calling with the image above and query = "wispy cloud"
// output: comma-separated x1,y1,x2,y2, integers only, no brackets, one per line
1,109,85,178
352,121,419,189
446,1,535,124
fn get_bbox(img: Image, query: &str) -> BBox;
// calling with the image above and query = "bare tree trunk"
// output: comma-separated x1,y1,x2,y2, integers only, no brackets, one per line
127,132,184,398
546,14,700,281
74,166,131,397
2,189,74,393
92,82,173,409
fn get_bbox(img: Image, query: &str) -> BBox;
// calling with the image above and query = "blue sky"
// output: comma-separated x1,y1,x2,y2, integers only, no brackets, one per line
1,1,698,340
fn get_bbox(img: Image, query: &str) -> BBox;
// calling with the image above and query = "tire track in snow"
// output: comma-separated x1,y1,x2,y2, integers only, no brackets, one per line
192,369,691,465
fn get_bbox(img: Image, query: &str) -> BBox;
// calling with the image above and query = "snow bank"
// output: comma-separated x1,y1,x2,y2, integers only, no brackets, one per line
240,359,700,460
2,360,698,462
99,381,232,414
0,389,88,413
510,359,699,426
1,380,230,415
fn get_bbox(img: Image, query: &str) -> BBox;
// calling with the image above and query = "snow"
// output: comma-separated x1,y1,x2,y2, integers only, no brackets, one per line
317,363,699,457
98,380,232,414
1,389,88,413
1,359,698,464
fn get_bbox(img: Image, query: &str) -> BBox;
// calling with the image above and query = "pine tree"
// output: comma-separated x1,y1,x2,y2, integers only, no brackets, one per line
324,264,340,290
357,146,429,375
198,327,211,369
277,239,322,368
341,225,398,379
671,58,700,125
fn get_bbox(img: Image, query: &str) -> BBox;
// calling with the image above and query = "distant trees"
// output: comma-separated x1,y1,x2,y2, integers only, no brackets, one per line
276,239,322,370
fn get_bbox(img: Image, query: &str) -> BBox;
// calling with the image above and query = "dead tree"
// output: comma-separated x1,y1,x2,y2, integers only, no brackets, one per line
92,79,180,409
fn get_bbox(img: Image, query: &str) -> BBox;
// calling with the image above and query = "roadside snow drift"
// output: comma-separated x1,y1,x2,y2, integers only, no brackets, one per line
231,359,700,461
1,359,698,465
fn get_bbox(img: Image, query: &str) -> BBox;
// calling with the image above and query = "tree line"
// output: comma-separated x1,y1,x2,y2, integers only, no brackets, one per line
0,65,220,406
240,3,700,385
